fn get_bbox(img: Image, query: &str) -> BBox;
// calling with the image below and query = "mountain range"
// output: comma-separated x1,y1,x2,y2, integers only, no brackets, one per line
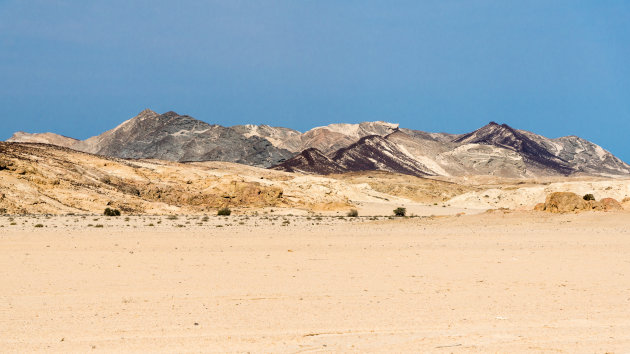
7,109,630,178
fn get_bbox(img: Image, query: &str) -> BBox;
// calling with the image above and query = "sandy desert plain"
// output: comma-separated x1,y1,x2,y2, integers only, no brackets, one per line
2,209,630,353
2,145,630,352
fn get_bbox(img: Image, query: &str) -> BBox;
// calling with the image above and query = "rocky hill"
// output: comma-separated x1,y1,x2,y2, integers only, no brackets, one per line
274,123,630,178
9,110,295,168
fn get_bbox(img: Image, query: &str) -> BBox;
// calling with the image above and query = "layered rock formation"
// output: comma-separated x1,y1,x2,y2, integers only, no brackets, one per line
275,123,630,178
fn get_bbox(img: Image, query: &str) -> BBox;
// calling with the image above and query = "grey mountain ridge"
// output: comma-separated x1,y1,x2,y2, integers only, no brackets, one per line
7,109,630,177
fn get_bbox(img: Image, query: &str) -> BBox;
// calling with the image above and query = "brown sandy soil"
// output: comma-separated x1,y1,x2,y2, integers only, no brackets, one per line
2,211,630,352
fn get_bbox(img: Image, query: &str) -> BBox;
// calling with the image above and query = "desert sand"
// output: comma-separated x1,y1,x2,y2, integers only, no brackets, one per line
2,211,630,353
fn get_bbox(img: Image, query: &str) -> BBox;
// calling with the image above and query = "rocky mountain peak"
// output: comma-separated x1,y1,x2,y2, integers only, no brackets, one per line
138,108,157,116
161,111,181,119
453,122,573,174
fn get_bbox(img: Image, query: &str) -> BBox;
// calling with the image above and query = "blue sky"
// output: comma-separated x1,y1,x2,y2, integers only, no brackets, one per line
1,1,629,160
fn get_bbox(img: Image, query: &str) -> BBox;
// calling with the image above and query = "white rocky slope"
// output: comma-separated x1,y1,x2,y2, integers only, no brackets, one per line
234,121,399,154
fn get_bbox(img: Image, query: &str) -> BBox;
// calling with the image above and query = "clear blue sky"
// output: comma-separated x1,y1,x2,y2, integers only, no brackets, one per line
1,1,628,161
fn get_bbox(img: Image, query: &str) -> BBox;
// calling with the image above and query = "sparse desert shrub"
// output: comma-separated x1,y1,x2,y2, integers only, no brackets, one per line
0,208,6,214
217,207,231,216
201,216,209,222
104,208,121,216
393,207,406,217
94,224,104,228
583,194,595,201
34,224,44,228
347,209,359,217
166,215,178,220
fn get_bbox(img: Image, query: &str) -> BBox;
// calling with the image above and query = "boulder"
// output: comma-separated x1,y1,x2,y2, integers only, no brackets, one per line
538,192,589,213
599,198,623,211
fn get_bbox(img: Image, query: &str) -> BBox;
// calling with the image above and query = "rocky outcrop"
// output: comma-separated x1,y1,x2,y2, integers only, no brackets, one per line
534,192,624,213
535,192,590,213
593,198,624,211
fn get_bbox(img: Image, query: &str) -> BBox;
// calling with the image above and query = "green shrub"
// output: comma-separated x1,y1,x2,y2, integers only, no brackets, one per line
217,207,231,216
104,208,121,216
393,207,406,217
347,209,359,217
583,194,595,201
